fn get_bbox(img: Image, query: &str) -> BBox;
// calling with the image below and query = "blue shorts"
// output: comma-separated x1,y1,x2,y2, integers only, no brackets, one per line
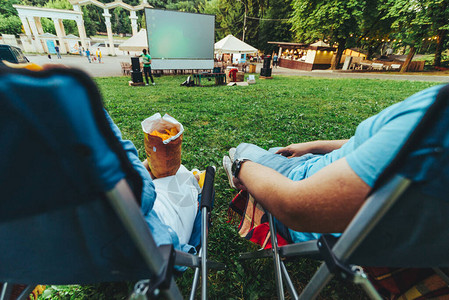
235,143,341,243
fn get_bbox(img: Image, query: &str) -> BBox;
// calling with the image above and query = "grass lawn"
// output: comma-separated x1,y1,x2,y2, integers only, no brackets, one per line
41,75,441,299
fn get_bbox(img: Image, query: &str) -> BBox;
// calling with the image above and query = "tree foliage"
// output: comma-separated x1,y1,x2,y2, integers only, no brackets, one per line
0,14,22,35
43,0,78,35
384,0,449,70
258,0,293,53
290,0,369,69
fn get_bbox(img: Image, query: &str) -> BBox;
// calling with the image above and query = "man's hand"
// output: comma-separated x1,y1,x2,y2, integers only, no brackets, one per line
276,140,350,158
275,142,315,158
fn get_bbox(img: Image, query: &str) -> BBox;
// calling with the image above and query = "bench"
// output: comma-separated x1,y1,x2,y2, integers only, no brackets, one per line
192,72,226,86
371,63,384,70
390,64,402,71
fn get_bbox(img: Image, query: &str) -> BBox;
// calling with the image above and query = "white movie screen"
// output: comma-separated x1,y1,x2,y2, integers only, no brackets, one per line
145,8,215,70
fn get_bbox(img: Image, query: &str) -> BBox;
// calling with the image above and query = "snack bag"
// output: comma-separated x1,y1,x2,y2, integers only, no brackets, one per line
141,113,184,178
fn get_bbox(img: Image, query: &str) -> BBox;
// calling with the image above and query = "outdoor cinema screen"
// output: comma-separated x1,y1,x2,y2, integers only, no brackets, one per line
145,8,215,70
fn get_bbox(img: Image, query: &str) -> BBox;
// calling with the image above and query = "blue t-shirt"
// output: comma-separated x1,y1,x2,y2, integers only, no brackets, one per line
288,84,443,187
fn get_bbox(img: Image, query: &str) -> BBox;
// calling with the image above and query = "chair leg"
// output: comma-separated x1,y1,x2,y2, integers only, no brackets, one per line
298,263,334,300
268,213,285,299
281,261,299,300
201,206,209,300
0,284,34,300
351,266,382,300
1,283,13,300
433,268,449,285
15,285,35,300
189,248,202,300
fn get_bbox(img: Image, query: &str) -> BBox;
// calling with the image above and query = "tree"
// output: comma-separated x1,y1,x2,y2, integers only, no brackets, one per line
203,0,244,41
0,0,20,17
19,0,47,7
0,14,22,35
0,0,21,35
290,0,367,69
386,0,431,72
425,0,449,67
258,0,293,53
112,7,131,34
44,0,78,35
82,6,98,37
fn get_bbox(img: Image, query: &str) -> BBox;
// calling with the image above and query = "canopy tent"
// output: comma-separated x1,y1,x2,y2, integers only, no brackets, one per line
118,29,148,52
38,32,57,39
214,34,257,54
64,34,79,39
310,40,330,47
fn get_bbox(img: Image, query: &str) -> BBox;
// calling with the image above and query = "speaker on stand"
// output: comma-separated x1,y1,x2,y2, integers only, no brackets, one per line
131,57,141,72
263,56,271,68
130,57,143,83
260,56,272,77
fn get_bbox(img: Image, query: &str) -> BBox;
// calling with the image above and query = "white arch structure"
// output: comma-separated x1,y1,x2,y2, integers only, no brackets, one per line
14,5,87,54
69,0,152,55
14,0,151,55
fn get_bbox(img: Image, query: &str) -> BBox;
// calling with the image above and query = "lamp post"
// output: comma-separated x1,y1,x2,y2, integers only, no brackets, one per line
236,0,247,42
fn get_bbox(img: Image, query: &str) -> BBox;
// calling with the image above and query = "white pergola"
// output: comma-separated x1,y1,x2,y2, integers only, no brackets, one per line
69,0,152,55
14,0,151,55
13,5,87,54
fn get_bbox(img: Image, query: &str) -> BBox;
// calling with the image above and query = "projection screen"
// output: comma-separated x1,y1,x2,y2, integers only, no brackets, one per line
145,8,215,70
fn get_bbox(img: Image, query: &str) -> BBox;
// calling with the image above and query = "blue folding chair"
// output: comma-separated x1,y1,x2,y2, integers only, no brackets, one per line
0,66,223,300
239,84,449,299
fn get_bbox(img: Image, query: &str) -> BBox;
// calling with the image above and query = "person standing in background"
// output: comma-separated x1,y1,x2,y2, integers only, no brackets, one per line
55,46,61,59
273,53,279,68
139,48,155,86
85,49,91,63
96,48,102,63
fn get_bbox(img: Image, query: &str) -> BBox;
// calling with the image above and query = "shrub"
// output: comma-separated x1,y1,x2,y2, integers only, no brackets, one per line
0,15,22,35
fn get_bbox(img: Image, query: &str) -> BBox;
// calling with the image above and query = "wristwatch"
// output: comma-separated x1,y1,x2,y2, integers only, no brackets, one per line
232,159,250,179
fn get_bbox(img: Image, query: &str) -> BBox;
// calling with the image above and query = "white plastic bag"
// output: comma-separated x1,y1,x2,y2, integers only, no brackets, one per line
151,165,200,245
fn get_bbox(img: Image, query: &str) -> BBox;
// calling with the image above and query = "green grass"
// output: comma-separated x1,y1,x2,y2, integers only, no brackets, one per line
39,75,440,299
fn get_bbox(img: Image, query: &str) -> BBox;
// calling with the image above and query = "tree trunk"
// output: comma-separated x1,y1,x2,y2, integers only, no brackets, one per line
434,30,447,68
331,39,346,70
367,44,375,60
400,46,416,73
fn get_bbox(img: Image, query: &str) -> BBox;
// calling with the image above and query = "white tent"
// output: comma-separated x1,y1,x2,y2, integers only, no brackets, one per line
310,40,330,47
214,34,258,54
118,29,148,52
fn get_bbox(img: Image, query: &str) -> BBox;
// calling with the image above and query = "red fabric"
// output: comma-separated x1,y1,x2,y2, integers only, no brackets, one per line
228,69,238,82
229,190,290,249
247,222,289,249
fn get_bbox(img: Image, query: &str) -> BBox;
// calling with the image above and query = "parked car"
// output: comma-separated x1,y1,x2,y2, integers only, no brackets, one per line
0,45,29,65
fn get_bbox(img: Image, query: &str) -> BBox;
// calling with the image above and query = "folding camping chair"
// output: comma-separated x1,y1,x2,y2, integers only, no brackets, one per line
0,67,223,300
239,84,449,299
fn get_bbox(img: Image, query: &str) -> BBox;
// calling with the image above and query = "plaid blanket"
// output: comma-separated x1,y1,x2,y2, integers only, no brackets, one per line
365,267,449,300
229,191,449,299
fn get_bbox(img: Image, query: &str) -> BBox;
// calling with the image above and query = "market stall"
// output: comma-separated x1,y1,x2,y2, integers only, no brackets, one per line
268,40,336,71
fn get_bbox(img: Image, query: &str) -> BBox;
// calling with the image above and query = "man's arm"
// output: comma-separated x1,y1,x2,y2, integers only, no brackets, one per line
275,139,349,158
234,158,370,233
